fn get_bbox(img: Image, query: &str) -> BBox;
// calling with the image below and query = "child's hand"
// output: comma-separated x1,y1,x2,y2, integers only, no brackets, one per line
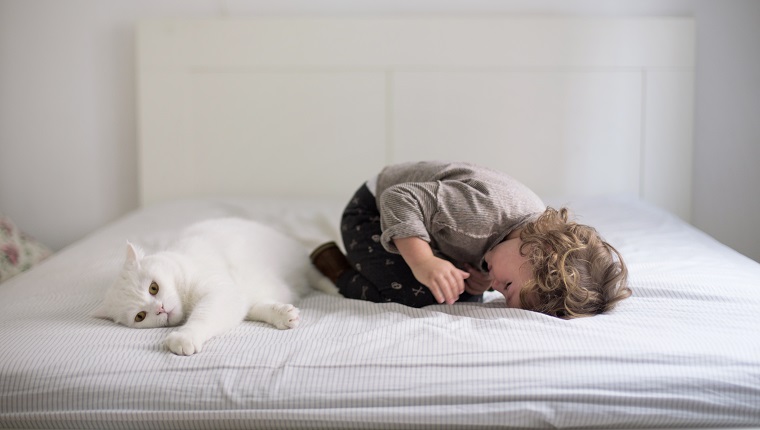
393,236,469,304
463,263,492,295
410,256,470,305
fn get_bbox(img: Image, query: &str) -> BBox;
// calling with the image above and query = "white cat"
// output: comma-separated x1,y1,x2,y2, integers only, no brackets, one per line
94,217,338,355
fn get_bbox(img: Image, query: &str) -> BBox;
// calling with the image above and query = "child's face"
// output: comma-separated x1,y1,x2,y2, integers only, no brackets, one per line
484,237,536,309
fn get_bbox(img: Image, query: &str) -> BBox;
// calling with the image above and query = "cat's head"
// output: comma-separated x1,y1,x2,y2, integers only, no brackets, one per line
94,242,185,328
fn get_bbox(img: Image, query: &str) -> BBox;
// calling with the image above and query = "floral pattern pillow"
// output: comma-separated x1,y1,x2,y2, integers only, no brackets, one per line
1,213,52,283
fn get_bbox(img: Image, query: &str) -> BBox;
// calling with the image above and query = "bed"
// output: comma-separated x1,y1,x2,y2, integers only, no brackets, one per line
2,17,759,430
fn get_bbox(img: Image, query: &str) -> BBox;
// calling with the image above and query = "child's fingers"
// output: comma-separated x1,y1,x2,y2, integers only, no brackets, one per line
443,271,467,304
433,280,451,304
430,286,444,304
430,279,453,304
419,259,469,304
446,277,464,304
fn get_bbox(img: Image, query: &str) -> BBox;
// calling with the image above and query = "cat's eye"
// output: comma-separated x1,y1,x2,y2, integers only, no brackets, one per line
149,282,159,295
135,311,146,322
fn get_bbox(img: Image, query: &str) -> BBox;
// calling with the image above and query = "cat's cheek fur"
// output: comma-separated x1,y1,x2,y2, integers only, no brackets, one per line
167,311,183,326
91,305,111,321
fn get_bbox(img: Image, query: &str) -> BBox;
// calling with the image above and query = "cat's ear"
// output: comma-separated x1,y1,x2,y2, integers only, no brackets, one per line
125,241,144,268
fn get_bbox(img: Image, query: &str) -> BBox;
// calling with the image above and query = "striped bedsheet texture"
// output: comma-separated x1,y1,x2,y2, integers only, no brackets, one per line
1,196,759,429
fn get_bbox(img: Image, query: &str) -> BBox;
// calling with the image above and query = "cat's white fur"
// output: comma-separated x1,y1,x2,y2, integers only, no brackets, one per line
94,217,338,355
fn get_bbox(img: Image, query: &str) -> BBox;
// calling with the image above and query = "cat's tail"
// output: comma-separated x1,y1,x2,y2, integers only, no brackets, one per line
306,266,340,296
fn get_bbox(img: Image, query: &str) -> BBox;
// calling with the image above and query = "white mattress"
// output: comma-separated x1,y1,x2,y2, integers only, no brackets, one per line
1,196,759,429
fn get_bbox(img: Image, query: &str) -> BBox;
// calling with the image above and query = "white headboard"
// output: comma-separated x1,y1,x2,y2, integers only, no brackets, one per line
137,17,694,220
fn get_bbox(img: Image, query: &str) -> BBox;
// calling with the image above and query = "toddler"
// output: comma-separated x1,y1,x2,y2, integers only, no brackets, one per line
311,161,631,318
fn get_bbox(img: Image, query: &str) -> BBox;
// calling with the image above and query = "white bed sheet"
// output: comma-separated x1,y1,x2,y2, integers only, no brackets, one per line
1,196,759,429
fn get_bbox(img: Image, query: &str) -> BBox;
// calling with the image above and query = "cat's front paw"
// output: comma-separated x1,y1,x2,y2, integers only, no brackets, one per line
272,304,300,330
165,330,204,355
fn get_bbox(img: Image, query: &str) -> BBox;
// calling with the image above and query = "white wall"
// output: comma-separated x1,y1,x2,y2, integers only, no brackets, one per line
1,0,758,262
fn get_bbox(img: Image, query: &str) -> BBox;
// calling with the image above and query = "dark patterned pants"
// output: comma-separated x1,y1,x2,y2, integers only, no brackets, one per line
336,184,480,308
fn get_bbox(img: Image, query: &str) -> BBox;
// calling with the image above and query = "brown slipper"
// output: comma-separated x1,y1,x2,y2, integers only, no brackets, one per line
310,242,351,284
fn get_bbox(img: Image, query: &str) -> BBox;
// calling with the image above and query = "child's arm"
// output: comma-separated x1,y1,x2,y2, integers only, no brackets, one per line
394,236,470,305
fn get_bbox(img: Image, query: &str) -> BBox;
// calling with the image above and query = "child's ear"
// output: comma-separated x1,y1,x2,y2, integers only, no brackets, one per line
125,241,144,268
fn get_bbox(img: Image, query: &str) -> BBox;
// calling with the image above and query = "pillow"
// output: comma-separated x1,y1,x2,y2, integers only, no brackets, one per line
1,213,52,283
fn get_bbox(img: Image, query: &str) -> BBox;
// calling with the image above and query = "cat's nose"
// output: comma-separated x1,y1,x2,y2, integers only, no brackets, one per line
157,305,165,315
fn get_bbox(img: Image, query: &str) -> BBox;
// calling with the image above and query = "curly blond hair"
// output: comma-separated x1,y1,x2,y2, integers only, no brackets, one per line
518,207,631,318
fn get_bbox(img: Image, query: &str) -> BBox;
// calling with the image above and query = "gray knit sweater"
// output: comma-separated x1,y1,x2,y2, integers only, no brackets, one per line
374,161,545,269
